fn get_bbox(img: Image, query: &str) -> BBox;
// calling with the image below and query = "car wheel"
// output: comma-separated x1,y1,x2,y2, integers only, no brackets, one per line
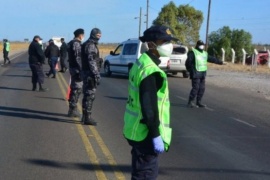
182,71,189,78
172,72,178,75
104,62,112,77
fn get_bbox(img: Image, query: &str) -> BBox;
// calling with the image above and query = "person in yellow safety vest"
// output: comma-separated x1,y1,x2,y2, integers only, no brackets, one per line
185,40,225,108
123,25,178,180
3,39,11,65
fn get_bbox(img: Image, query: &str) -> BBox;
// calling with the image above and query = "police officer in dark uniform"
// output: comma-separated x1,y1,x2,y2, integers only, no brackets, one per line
81,28,102,125
185,40,224,108
59,38,68,73
28,35,48,91
45,39,60,78
67,29,85,117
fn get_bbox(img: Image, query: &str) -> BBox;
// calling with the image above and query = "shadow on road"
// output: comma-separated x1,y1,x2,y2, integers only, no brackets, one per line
23,158,270,177
2,74,31,78
23,158,131,173
0,106,79,124
0,86,31,91
104,96,128,101
36,96,66,101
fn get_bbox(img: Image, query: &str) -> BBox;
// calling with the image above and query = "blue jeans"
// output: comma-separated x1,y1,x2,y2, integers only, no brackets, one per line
48,57,58,76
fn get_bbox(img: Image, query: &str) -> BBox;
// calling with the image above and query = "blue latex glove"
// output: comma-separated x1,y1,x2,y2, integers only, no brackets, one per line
152,136,164,154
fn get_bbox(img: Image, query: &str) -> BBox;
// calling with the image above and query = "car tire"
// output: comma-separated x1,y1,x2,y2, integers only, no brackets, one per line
104,62,112,77
172,72,178,75
182,71,189,78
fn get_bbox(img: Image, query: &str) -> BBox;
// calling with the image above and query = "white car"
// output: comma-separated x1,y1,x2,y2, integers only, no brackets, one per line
167,44,189,78
104,38,169,76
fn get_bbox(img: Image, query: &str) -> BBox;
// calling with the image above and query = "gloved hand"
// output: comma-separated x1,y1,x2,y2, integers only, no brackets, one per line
152,136,164,154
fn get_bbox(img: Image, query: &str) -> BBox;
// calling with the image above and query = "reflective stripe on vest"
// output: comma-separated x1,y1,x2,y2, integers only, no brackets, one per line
193,49,208,72
123,53,172,151
5,42,10,52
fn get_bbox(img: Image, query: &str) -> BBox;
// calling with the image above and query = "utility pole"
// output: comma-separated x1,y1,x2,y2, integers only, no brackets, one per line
139,7,142,37
205,0,211,50
135,7,142,37
146,0,149,29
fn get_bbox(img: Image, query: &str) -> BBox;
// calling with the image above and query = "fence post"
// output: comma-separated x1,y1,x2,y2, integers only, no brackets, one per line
252,49,258,71
221,48,225,62
267,49,270,68
231,48,235,63
242,48,247,65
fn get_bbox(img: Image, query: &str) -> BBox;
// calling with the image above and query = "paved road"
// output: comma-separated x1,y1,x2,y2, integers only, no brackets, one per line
0,52,270,180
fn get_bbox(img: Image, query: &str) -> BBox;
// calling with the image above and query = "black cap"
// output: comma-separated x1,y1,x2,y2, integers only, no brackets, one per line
139,25,178,43
196,40,205,46
33,35,42,40
74,28,84,37
49,39,54,43
60,38,65,41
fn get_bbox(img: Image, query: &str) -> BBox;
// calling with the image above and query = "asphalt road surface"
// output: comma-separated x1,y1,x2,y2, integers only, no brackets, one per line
0,52,270,180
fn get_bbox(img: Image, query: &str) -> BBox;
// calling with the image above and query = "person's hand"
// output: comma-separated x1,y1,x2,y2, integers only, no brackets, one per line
152,136,164,154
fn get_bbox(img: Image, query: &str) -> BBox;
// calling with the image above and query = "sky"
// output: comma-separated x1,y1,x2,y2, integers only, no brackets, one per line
0,0,269,44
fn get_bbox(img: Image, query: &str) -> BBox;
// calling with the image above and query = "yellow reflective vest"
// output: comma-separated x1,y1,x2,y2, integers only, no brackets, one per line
123,53,172,151
193,48,208,72
5,42,10,52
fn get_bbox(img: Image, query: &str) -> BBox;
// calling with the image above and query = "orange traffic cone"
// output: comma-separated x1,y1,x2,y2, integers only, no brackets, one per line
66,76,71,100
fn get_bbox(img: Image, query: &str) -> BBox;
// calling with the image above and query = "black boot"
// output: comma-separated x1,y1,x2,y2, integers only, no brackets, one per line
45,73,50,77
82,110,97,126
197,101,206,108
187,97,197,108
32,83,37,91
68,106,80,117
38,83,49,92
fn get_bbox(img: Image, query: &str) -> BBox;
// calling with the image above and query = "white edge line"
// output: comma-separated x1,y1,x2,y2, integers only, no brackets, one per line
205,107,214,111
231,117,256,128
176,96,187,101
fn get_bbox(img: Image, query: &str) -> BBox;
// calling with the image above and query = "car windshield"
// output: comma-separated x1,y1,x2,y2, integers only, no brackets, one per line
172,47,186,55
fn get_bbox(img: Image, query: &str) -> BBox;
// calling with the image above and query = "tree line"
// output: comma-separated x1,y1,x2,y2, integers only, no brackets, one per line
152,1,260,63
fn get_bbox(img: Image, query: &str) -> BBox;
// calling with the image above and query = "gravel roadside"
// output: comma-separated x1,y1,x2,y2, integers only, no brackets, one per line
206,68,270,100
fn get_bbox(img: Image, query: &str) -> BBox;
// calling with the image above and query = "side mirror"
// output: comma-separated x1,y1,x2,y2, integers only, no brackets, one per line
110,51,114,55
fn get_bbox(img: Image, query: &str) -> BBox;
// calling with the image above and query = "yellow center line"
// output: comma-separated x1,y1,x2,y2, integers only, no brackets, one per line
58,73,126,180
56,74,108,180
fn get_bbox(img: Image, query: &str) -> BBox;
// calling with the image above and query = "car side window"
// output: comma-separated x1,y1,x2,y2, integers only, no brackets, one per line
123,43,138,55
114,44,123,55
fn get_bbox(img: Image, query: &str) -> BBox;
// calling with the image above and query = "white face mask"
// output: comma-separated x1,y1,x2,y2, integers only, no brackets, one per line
38,40,42,45
198,45,205,50
156,42,173,57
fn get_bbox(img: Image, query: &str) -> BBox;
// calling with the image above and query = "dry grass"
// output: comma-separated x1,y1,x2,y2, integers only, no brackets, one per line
99,44,118,58
208,62,270,74
0,42,29,52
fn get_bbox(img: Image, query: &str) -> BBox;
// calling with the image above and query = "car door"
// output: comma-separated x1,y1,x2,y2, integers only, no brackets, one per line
109,44,123,72
121,43,138,73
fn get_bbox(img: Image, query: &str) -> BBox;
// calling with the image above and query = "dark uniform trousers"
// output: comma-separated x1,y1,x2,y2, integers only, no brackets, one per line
3,51,10,64
29,63,45,84
82,71,97,114
189,77,206,102
128,137,159,180
60,55,67,71
69,68,83,108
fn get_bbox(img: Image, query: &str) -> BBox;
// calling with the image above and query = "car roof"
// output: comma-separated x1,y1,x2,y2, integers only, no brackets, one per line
121,38,140,44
